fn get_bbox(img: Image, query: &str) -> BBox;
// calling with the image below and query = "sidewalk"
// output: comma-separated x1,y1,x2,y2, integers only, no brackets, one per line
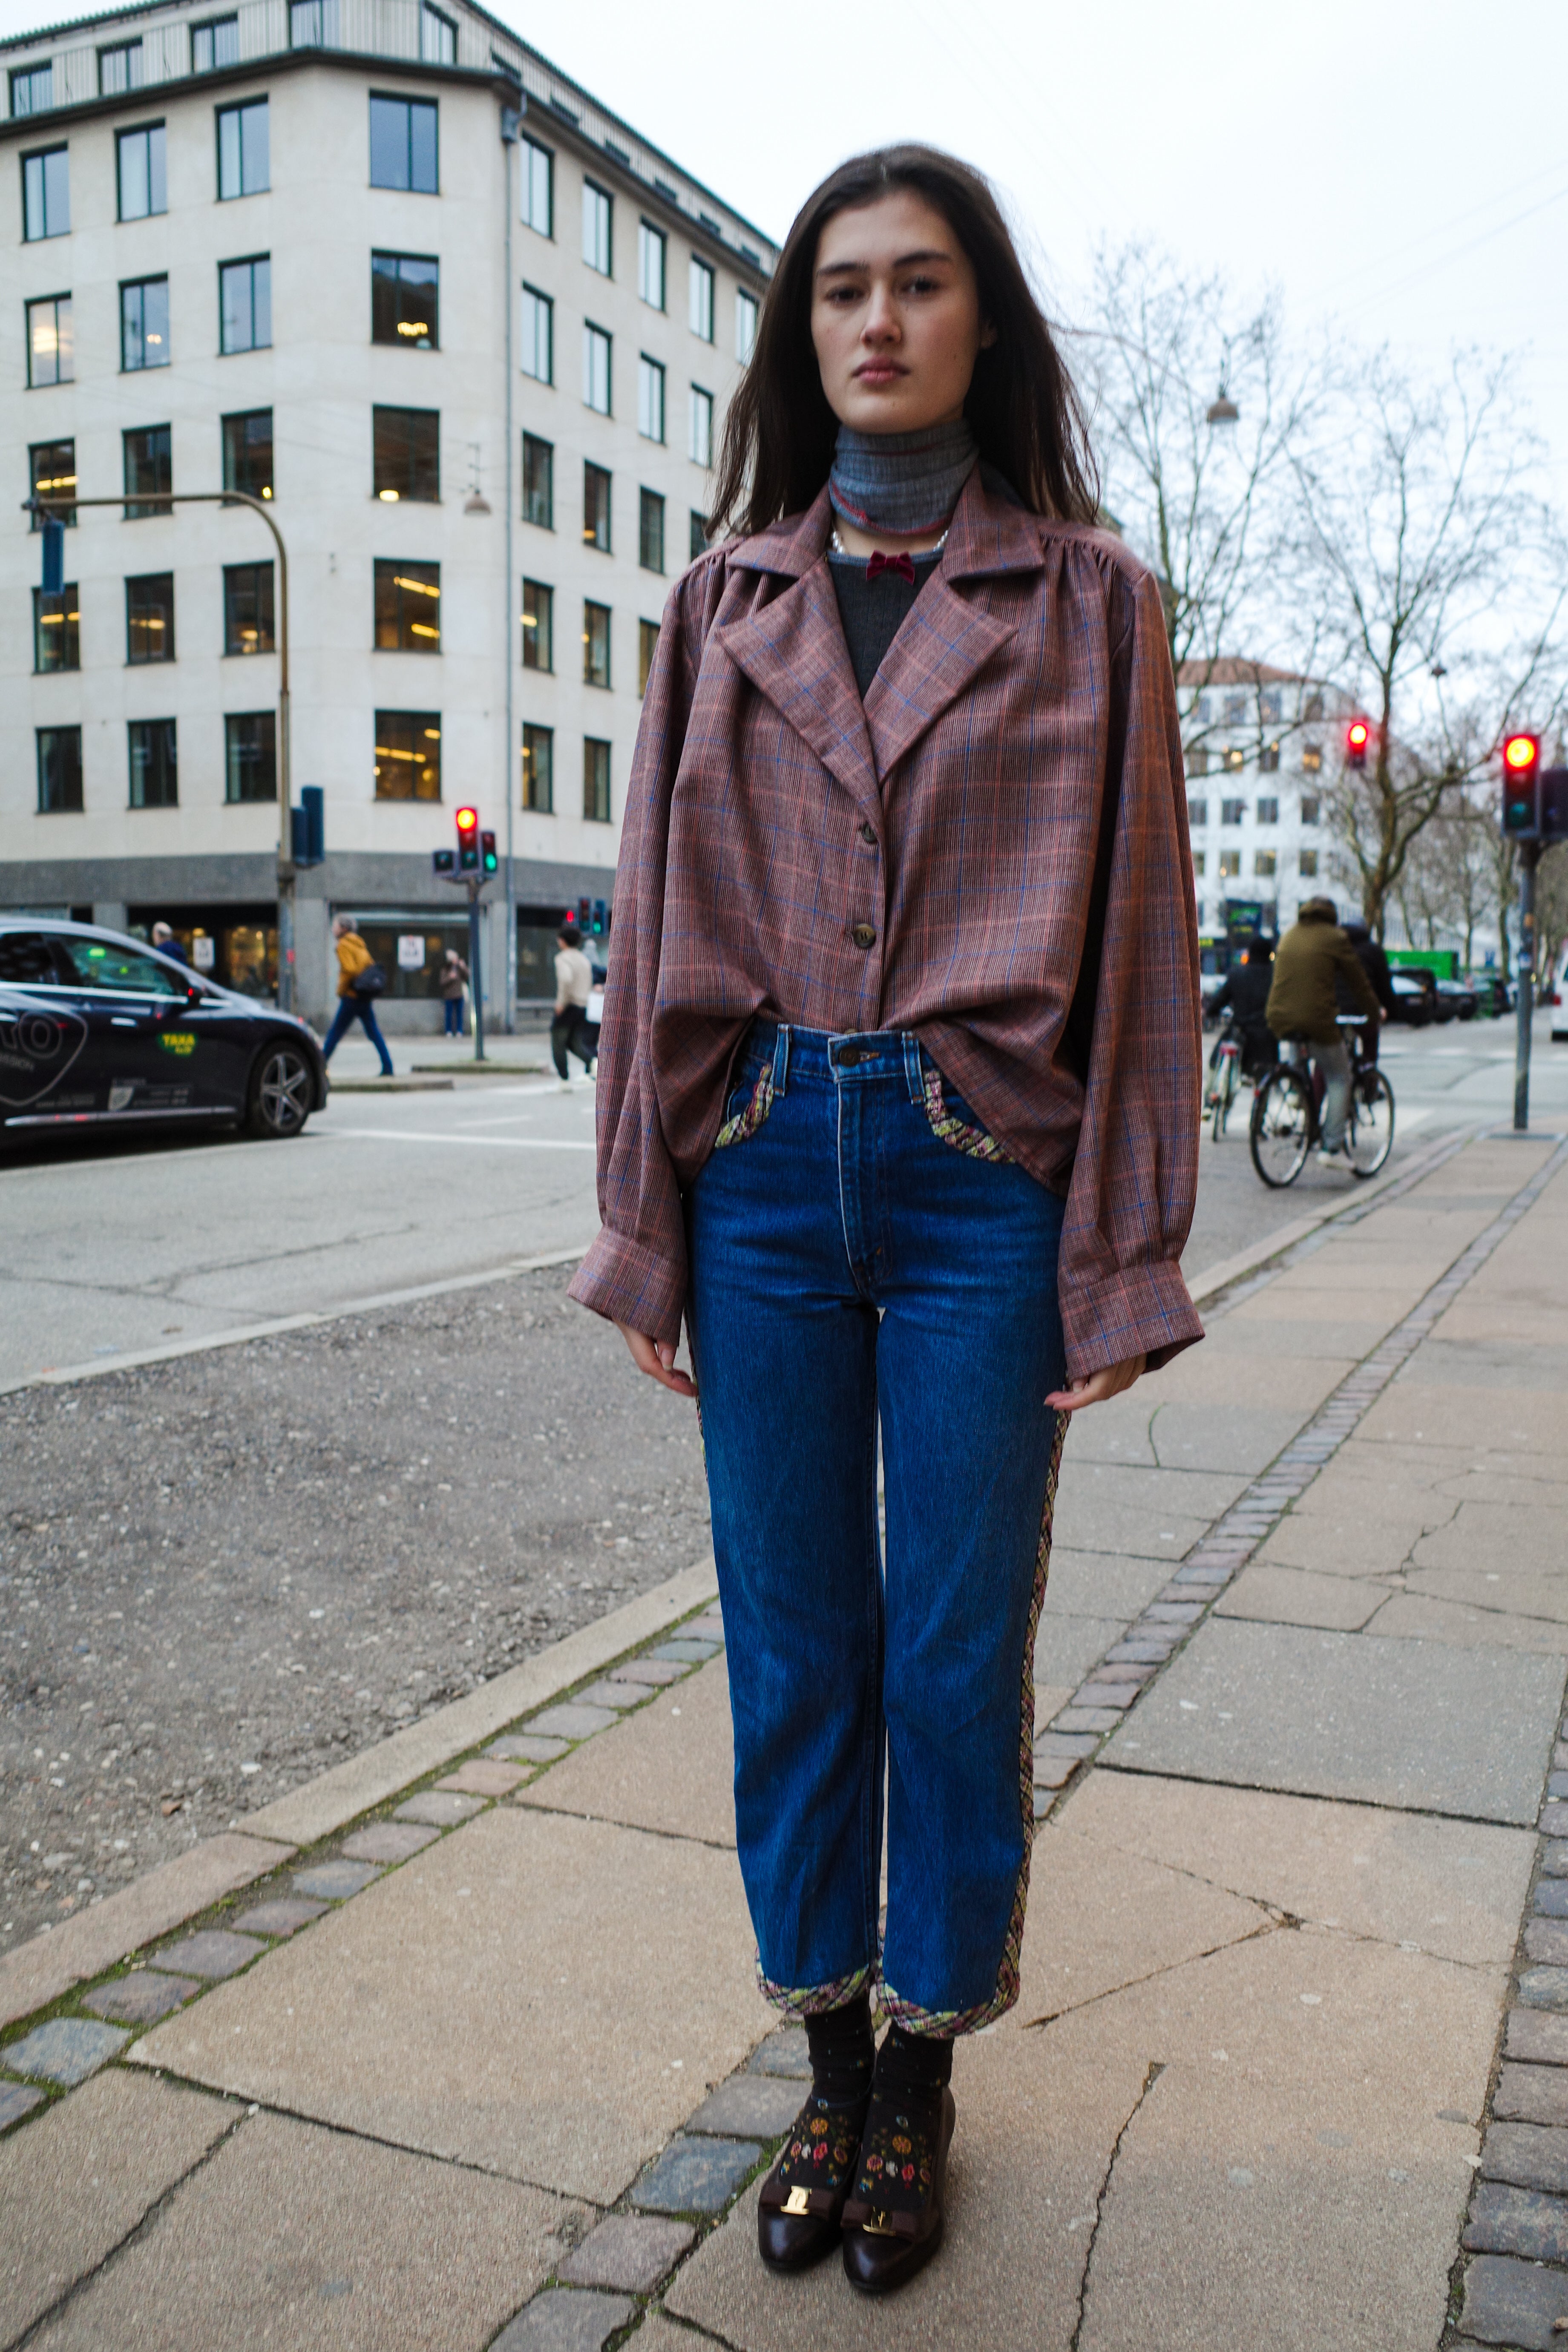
4,1127,1568,2350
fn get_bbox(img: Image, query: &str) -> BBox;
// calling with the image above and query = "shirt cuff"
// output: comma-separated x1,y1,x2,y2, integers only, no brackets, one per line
567,1227,687,1347
1061,1258,1204,1383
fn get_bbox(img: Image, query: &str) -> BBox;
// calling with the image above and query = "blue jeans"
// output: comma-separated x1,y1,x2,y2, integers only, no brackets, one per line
322,993,393,1074
686,1024,1067,2036
443,997,464,1036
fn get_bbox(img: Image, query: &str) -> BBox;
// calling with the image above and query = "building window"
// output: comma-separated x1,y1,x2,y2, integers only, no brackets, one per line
583,736,611,822
638,354,665,443
289,0,335,46
374,709,441,799
99,40,143,95
374,557,441,650
1301,743,1323,773
688,384,713,468
372,250,438,348
116,124,164,220
583,600,611,688
224,560,274,653
522,722,552,811
1185,745,1208,777
1303,691,1324,721
689,508,707,561
638,219,666,309
583,322,611,414
1217,848,1241,880
583,461,611,552
582,179,612,274
638,618,659,696
29,438,75,527
124,423,172,519
1223,692,1248,725
37,725,82,813
11,64,53,118
33,585,79,672
192,16,240,72
522,432,552,527
736,286,758,362
369,93,437,193
23,145,69,239
1191,849,1206,878
419,3,455,63
127,572,176,664
1298,848,1319,878
521,578,552,670
1256,796,1279,826
1187,799,1208,829
220,256,271,353
689,253,714,341
129,718,178,808
121,276,170,371
1260,689,1282,722
223,407,272,499
1259,742,1280,773
520,285,552,383
26,294,72,387
1220,797,1246,826
1300,795,1320,826
225,711,276,801
1255,850,1277,879
1189,693,1211,722
519,134,552,234
217,98,269,198
373,405,439,502
639,486,665,574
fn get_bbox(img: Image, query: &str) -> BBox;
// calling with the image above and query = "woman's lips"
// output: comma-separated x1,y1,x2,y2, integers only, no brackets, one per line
854,363,906,383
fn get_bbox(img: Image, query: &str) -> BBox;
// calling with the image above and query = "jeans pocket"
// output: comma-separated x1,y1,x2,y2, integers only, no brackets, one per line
714,1062,776,1148
921,1065,1012,1163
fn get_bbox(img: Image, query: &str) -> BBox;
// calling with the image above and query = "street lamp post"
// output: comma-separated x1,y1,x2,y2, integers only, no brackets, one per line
25,488,294,1008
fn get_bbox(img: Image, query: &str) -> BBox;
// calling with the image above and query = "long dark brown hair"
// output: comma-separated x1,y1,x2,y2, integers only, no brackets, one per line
710,144,1099,538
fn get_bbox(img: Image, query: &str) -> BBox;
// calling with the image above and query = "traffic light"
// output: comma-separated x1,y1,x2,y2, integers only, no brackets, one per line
432,847,455,876
290,783,324,867
1542,767,1568,844
591,897,607,937
1345,719,1371,770
577,895,592,930
480,829,498,875
456,806,480,871
1502,734,1541,839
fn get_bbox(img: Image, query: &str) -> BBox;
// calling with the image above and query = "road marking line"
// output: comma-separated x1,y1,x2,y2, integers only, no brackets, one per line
320,1127,596,1150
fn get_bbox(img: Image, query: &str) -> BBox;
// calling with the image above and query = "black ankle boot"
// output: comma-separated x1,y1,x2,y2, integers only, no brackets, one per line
756,1995,875,2273
841,2024,956,2295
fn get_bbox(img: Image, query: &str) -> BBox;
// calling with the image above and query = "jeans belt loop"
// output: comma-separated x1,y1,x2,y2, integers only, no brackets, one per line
902,1031,925,1105
772,1023,791,1098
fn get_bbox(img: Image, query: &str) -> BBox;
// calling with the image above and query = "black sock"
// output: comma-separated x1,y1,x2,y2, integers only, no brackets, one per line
804,1992,875,2105
875,2021,953,2098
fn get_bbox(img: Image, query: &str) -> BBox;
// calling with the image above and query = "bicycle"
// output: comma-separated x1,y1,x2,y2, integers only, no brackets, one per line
1205,1022,1243,1141
1249,1018,1395,1188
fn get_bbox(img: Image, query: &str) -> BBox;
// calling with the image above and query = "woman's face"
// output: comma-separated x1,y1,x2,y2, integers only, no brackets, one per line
810,188,993,436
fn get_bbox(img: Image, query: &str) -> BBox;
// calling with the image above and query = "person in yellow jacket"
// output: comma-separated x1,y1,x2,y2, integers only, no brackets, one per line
1266,897,1381,1165
322,914,394,1075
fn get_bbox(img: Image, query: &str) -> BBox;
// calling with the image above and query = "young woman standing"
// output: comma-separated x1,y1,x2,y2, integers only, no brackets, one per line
570,145,1203,2295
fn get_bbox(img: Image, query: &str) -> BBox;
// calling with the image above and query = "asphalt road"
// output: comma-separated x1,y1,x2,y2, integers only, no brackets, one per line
3,1014,1563,1955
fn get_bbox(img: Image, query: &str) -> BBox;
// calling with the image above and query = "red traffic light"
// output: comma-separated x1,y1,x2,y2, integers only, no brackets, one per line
1345,719,1371,769
455,806,480,872
456,806,478,833
1503,733,1540,773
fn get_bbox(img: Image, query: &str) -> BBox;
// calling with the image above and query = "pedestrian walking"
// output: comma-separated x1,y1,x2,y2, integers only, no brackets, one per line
1205,930,1276,1077
551,924,594,1087
1266,898,1382,1164
440,948,469,1038
321,914,394,1075
150,920,188,966
570,144,1203,2297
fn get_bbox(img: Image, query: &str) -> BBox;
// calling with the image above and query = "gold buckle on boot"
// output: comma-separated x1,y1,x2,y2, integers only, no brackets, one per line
862,2208,898,2237
783,2186,811,2216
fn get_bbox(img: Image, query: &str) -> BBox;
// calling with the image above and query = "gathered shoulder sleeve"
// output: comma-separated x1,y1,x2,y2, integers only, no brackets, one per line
567,558,724,1343
1059,557,1205,1379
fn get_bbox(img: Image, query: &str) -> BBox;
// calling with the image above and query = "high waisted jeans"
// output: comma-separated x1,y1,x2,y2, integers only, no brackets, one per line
685,1024,1067,2036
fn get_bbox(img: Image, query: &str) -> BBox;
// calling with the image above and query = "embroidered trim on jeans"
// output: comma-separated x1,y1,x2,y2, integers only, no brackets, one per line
714,1063,775,1148
921,1065,1012,1162
757,1957,877,2017
879,1414,1068,2037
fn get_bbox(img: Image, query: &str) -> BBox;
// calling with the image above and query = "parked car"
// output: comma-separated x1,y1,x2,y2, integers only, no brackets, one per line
1434,978,1479,1021
1387,971,1435,1026
1551,943,1568,1043
0,918,325,1148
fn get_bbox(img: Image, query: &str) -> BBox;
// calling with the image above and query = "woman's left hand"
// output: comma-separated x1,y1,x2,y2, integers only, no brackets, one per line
1046,1354,1146,1415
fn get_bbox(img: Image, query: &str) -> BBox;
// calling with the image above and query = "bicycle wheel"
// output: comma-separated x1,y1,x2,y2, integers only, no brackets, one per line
1250,1067,1313,1187
1348,1067,1395,1177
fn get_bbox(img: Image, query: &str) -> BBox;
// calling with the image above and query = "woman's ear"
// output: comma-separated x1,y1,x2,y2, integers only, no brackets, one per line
978,318,999,351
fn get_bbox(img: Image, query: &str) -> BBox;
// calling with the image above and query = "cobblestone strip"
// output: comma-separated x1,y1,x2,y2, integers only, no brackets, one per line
1034,1133,1568,1814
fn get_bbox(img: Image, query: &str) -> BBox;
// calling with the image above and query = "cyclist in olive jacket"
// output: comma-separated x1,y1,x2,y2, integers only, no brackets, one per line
1266,899,1381,1165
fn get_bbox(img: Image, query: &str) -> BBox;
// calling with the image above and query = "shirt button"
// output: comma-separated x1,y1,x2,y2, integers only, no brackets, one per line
858,822,878,846
849,923,877,951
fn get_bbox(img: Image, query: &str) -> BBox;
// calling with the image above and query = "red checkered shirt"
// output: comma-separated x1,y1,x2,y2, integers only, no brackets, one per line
568,469,1204,1380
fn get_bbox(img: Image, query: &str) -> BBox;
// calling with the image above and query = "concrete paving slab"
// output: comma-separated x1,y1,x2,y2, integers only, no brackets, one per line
129,1806,772,2205
1216,1562,1395,1630
1048,1391,1157,1465
1254,1514,1427,1577
516,1657,737,1849
1036,1614,1128,1692
81,1969,200,2024
2,2018,129,2085
1059,1770,1535,1967
557,2213,694,2292
1041,1551,1175,1621
1414,1502,1568,1578
1056,1462,1254,1519
341,1821,441,1863
1103,1619,1565,1824
0,2069,236,2348
1148,1402,1308,1476
1362,1377,1568,1451
491,2289,633,2352
27,2107,586,2352
1369,1593,1568,1657
1049,1493,1209,1561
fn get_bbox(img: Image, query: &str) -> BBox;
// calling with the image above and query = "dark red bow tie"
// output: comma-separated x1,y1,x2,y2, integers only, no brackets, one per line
866,549,916,586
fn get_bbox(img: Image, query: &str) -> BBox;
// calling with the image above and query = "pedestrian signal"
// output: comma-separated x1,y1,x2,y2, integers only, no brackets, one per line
480,829,498,875
456,806,480,871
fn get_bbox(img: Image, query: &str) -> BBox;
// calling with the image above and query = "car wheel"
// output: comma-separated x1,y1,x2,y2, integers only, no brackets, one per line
246,1041,314,1138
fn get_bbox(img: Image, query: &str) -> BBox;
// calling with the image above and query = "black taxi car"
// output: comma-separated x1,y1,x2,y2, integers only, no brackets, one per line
0,917,325,1147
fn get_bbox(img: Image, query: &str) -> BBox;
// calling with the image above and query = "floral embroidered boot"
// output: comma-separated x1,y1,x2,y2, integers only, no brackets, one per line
756,1993,875,2272
841,2024,956,2295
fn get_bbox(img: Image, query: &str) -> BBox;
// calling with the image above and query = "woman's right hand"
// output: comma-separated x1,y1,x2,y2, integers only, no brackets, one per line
615,1322,698,1399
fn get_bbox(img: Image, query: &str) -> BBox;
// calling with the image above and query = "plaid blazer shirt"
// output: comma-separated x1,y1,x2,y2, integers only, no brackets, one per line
568,467,1204,1380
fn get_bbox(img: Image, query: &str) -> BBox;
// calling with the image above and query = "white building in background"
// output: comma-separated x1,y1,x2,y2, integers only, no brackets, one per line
1177,658,1358,943
0,0,774,1024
